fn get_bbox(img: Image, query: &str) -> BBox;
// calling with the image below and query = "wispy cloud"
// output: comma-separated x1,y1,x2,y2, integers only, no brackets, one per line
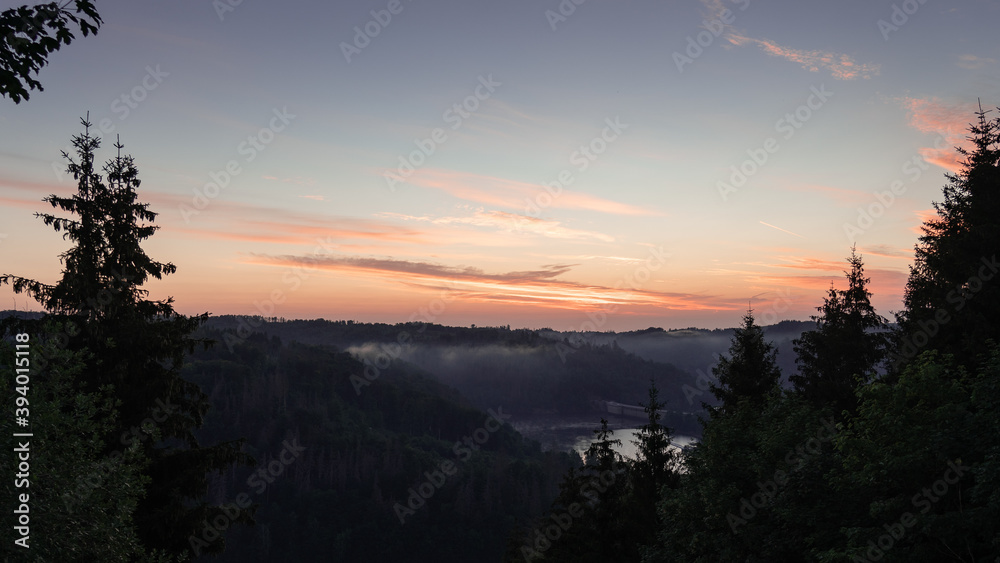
403,168,662,216
899,96,976,173
177,221,430,246
728,34,880,80
0,176,71,199
247,253,744,313
751,252,908,295
697,0,878,80
759,221,804,238
530,253,648,264
381,209,615,242
759,268,906,295
0,196,42,210
263,175,317,187
771,256,847,272
911,208,939,235
860,244,912,259
957,54,996,70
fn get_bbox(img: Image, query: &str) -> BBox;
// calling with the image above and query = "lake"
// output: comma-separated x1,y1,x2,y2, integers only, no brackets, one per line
511,414,697,461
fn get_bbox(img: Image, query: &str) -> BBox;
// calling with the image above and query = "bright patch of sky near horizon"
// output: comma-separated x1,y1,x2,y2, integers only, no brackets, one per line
1,0,998,330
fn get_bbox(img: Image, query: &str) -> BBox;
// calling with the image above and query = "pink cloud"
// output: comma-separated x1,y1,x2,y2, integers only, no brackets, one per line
899,97,978,173
957,54,996,70
728,35,880,80
247,253,746,313
382,210,616,242
860,245,912,260
401,168,663,216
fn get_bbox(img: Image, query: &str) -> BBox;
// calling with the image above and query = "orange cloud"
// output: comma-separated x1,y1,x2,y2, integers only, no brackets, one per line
758,271,904,295
771,256,848,272
910,208,940,235
899,97,977,173
402,168,662,216
0,175,74,198
753,251,908,298
145,194,522,250
0,196,45,210
861,245,912,259
247,254,745,313
728,35,880,80
381,210,615,242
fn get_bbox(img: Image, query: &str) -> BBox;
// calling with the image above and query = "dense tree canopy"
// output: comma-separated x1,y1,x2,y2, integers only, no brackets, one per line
0,322,178,562
0,119,253,558
0,1,101,103
708,309,782,417
791,248,889,418
533,104,1000,563
897,104,1000,372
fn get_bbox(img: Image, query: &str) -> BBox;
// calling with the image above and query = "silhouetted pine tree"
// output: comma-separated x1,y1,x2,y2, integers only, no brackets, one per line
896,103,1000,371
585,417,622,471
624,379,679,557
631,379,679,495
0,117,254,557
791,247,888,418
708,309,782,417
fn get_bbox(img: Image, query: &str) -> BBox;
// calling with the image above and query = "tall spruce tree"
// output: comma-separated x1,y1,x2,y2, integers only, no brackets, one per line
631,379,678,495
896,103,1000,371
585,417,622,471
791,248,888,417
708,308,782,417
626,379,679,556
0,117,253,557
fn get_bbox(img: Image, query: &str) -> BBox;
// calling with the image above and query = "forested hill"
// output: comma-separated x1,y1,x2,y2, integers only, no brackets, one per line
539,320,814,378
200,316,813,425
182,327,580,562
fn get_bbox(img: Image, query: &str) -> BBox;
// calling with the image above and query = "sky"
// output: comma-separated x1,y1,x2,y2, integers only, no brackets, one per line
1,0,998,331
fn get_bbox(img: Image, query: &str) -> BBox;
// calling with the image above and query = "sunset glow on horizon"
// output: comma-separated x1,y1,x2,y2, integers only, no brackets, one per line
2,0,998,331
